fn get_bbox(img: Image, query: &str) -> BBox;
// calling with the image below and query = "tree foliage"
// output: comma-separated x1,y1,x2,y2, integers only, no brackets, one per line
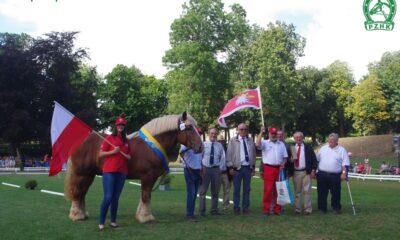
0,32,97,154
291,66,330,143
347,74,389,135
164,0,249,129
98,64,167,132
321,60,355,136
241,21,306,131
369,51,400,131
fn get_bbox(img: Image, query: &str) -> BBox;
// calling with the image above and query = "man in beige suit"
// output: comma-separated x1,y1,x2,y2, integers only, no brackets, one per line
226,123,256,215
291,131,317,215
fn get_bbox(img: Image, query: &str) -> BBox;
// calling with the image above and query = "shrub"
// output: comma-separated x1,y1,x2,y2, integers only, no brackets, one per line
25,180,38,190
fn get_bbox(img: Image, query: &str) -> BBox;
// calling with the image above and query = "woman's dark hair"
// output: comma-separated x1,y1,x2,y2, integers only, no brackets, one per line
112,125,127,143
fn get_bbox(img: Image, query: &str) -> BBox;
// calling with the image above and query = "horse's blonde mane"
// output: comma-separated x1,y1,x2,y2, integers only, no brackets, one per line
127,114,197,139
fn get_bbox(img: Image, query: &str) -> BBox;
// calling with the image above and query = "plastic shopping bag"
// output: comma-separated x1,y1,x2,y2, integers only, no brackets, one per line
276,170,294,206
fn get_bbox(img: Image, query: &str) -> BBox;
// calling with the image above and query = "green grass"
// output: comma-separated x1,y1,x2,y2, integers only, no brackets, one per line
1,172,400,240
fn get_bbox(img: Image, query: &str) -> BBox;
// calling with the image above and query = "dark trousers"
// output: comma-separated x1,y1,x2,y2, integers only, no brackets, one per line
184,168,201,217
317,171,341,212
233,166,252,211
99,172,126,224
199,167,221,214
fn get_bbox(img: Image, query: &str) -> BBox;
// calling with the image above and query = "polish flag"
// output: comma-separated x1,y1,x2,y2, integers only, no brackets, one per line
49,102,92,176
218,87,262,128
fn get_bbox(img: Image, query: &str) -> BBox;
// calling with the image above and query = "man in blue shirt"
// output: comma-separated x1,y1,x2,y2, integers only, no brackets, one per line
180,128,203,221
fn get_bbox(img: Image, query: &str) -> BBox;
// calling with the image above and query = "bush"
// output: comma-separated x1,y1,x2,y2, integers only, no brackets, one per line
25,180,38,190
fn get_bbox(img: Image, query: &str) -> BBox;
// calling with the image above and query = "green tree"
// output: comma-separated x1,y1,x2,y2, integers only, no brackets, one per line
0,33,39,154
241,21,306,131
98,65,167,132
163,0,250,130
347,74,389,135
0,32,94,156
321,60,355,136
291,66,330,144
369,51,400,132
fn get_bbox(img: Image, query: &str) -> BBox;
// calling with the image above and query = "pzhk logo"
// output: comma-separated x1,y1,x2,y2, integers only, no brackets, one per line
364,0,397,31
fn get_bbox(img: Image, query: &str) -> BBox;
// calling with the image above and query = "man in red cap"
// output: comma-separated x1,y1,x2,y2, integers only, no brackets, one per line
256,127,288,215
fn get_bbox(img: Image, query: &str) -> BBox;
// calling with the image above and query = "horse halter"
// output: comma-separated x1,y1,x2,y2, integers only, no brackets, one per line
177,118,196,148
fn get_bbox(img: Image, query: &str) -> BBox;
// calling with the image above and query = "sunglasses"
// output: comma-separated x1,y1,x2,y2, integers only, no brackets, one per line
239,128,248,131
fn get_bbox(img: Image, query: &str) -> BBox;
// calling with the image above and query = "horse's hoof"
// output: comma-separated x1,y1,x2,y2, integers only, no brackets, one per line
69,212,87,221
135,214,155,224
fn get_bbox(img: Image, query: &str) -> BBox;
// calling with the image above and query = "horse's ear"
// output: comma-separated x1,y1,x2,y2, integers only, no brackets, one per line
182,111,187,121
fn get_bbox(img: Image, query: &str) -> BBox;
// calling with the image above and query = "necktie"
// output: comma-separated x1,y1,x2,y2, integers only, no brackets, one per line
243,137,249,162
210,142,214,166
296,144,301,168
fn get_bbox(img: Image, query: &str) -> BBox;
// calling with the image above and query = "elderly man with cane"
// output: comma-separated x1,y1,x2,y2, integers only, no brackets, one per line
316,133,350,214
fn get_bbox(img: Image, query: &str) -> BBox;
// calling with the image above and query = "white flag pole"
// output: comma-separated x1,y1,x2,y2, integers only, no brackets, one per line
257,86,265,127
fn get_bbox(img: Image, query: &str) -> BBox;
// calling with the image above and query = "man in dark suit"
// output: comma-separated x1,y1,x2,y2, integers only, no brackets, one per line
291,131,317,215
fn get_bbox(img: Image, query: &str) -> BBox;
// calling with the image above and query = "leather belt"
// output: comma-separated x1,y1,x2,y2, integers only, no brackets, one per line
205,166,219,169
318,170,341,175
186,167,201,171
295,168,306,171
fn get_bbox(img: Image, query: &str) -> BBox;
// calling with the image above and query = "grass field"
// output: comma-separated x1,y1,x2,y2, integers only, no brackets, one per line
1,171,400,240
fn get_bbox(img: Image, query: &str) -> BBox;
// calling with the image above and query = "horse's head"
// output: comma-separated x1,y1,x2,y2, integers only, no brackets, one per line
177,112,203,153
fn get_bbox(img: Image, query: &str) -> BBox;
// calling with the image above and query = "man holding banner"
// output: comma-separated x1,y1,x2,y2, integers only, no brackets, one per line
256,127,288,215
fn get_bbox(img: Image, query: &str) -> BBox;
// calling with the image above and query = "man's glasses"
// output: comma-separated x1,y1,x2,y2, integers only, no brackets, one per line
239,128,248,131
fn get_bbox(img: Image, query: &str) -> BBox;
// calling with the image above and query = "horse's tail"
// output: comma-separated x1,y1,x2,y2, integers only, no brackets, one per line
63,133,103,201
64,159,74,201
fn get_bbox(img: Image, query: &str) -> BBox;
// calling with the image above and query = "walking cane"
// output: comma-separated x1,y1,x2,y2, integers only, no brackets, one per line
345,166,356,216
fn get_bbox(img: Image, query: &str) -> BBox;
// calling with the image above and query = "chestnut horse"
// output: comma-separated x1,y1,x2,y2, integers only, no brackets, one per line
64,112,203,223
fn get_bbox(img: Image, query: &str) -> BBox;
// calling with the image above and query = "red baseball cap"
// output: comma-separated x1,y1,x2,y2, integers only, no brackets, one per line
268,127,277,134
196,127,203,135
115,117,126,126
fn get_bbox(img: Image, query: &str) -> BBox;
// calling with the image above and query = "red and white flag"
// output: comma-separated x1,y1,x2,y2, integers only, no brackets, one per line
218,87,262,128
49,102,92,176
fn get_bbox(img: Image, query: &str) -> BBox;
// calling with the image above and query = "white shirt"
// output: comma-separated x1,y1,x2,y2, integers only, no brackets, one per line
239,137,250,166
260,139,288,165
295,143,306,170
317,144,350,173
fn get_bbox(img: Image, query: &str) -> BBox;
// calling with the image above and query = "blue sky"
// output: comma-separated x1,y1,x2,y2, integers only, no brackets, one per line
0,14,36,33
275,12,314,34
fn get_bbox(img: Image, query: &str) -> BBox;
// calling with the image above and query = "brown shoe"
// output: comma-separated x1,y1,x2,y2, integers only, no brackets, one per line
242,209,251,215
234,208,240,215
303,211,311,216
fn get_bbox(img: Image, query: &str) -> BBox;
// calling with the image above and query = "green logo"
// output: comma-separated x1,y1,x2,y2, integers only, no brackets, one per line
364,0,397,31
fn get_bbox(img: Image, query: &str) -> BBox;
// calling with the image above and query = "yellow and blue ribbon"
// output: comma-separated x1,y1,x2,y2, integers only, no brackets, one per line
138,127,170,172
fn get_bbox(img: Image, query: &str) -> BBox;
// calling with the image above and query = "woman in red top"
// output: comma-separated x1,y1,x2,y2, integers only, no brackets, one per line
98,117,131,231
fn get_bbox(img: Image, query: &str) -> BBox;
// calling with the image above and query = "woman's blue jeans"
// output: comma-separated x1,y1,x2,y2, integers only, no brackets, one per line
99,172,126,224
